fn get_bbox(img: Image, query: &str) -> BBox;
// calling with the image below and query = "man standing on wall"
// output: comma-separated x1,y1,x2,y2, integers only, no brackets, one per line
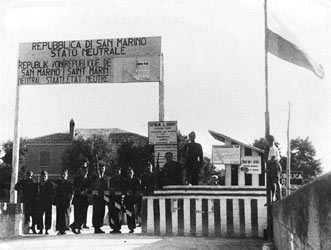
266,135,282,201
184,131,203,185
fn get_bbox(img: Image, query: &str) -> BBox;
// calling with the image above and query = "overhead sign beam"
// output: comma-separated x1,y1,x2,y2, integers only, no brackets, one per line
18,36,161,84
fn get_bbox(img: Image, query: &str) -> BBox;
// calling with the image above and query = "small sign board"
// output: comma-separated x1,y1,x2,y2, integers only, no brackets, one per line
154,144,178,168
280,171,303,195
212,145,241,165
148,121,177,145
240,156,261,174
280,171,303,186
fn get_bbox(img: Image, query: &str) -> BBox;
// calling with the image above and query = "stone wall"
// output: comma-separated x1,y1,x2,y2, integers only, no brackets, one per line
273,172,331,250
0,202,24,238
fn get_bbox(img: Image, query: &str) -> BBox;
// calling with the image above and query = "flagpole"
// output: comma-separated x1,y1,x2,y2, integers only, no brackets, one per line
264,0,273,242
10,77,21,203
286,102,291,196
159,53,164,122
264,0,270,138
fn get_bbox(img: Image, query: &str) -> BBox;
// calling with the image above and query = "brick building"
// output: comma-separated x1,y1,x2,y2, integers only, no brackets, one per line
26,119,147,179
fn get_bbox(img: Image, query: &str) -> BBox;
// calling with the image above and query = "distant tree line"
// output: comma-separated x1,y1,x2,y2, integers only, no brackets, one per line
0,134,321,202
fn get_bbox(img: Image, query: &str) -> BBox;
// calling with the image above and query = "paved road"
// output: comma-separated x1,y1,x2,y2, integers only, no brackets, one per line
1,226,263,250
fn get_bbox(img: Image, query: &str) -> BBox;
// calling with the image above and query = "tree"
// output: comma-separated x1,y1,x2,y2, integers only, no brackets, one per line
116,140,153,177
0,165,11,202
0,138,28,201
1,138,28,169
286,137,322,184
64,134,117,177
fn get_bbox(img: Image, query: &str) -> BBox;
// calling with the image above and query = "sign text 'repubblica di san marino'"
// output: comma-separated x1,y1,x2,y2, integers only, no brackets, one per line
18,36,161,85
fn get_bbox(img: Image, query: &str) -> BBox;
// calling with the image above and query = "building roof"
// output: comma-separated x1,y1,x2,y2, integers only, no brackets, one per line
27,133,73,144
27,128,147,144
74,128,147,140
209,130,264,153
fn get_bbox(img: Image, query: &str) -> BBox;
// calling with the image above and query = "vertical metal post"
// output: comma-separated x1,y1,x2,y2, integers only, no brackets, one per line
286,102,291,196
264,0,273,241
159,53,164,122
10,78,21,203
264,0,270,139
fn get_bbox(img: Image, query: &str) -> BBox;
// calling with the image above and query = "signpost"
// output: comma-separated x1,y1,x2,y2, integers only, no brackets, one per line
148,121,178,171
10,36,162,203
212,145,241,165
280,171,303,196
18,37,161,84
240,156,262,174
148,121,177,145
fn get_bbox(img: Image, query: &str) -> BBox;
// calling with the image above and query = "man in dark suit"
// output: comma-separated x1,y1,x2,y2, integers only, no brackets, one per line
92,162,109,234
70,162,90,234
160,152,182,187
15,171,37,234
36,171,56,235
54,169,73,235
184,131,203,185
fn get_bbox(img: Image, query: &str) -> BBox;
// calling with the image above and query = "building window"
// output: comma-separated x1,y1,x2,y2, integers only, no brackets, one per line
231,165,238,186
40,151,50,167
244,147,252,186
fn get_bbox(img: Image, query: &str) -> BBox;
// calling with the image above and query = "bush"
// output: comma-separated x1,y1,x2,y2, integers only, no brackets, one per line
0,165,11,202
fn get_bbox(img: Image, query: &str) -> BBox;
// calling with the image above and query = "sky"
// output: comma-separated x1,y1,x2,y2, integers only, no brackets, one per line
0,0,330,173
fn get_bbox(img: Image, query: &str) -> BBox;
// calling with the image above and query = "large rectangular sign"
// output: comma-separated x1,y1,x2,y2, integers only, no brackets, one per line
18,36,161,85
148,121,177,145
154,144,178,168
240,156,261,174
212,145,241,164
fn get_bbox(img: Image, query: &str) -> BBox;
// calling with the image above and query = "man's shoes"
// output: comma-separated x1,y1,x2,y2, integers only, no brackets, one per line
57,231,66,235
45,230,49,235
38,229,43,234
70,225,78,234
76,229,81,234
83,225,89,229
129,229,134,233
30,226,37,234
109,230,121,234
94,228,105,234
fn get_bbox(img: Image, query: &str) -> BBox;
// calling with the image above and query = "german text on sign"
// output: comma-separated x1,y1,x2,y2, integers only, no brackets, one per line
18,36,161,84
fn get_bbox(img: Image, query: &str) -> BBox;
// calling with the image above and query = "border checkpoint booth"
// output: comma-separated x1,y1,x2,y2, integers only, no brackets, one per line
141,130,267,238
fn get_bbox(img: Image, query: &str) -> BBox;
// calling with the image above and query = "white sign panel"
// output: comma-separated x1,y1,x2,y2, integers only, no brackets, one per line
240,156,261,174
212,145,241,164
18,36,161,85
154,144,178,168
148,121,177,145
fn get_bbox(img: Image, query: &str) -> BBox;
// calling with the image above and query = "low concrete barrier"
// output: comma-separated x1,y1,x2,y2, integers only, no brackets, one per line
0,202,24,238
273,172,331,250
141,186,267,238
